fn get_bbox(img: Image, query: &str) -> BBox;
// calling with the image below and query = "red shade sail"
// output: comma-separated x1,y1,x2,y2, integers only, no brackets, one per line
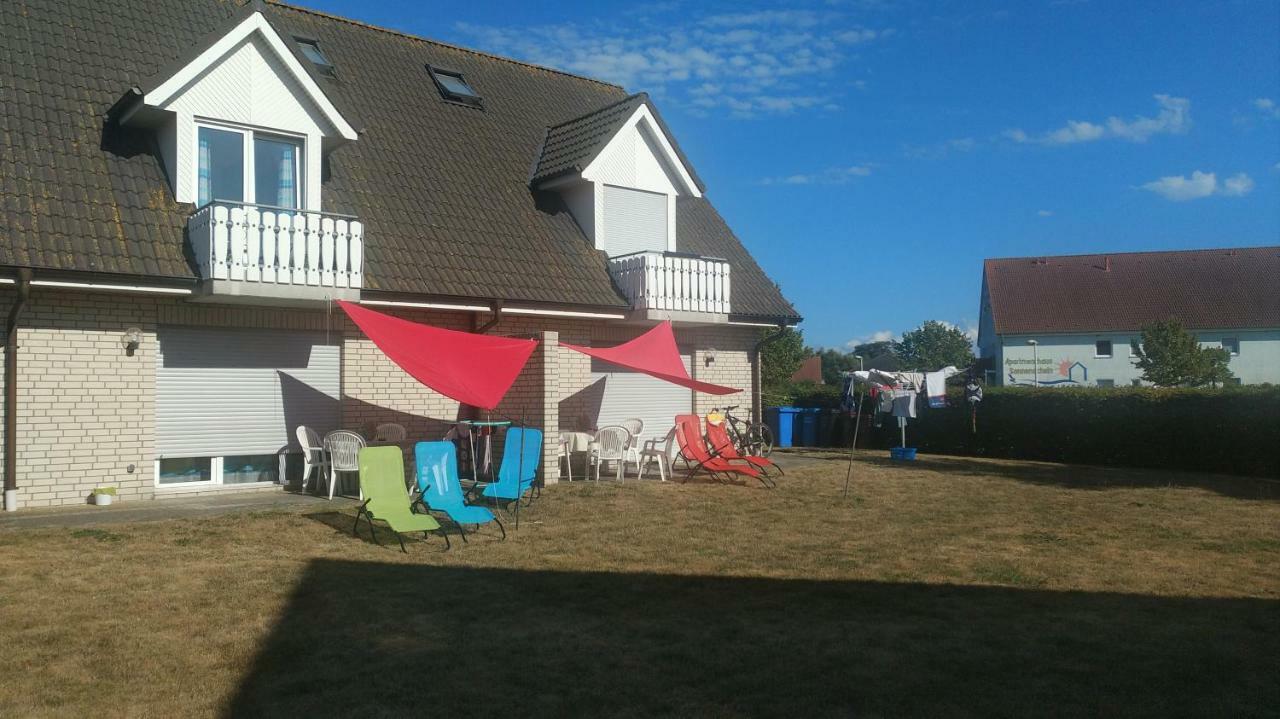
339,301,536,410
560,321,741,395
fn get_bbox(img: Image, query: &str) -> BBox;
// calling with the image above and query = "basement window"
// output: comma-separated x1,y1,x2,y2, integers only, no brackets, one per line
296,37,335,76
428,65,482,107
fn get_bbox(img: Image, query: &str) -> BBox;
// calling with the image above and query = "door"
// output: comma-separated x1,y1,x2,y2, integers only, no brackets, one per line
155,327,340,486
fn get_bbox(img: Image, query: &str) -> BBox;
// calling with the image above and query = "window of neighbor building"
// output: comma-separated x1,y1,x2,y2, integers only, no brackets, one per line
428,65,482,106
1222,337,1239,355
197,124,303,209
1131,379,1142,387
1096,379,1114,387
1095,340,1113,358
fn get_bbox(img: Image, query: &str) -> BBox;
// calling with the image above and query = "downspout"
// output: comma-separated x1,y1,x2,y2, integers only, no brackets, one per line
473,300,503,334
5,268,33,512
751,324,789,424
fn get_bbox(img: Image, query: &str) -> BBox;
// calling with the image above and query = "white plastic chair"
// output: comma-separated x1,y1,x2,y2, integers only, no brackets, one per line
374,422,407,443
590,426,630,482
296,425,329,493
323,430,366,500
638,426,678,482
620,417,644,472
557,435,573,482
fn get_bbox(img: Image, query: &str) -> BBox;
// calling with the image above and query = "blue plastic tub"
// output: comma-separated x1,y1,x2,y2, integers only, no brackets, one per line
889,447,918,461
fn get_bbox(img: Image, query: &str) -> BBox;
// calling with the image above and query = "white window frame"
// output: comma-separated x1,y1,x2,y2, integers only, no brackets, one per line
1222,337,1239,356
154,454,294,488
1094,339,1113,358
193,119,305,209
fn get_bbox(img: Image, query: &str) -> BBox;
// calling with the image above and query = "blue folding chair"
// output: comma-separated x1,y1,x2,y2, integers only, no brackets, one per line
413,441,505,542
480,427,542,505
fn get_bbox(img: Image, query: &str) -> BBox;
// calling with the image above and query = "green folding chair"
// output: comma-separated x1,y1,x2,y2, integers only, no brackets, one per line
353,446,450,552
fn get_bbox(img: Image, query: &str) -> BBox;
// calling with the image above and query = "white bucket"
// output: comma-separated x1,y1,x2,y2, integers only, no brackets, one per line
94,493,114,506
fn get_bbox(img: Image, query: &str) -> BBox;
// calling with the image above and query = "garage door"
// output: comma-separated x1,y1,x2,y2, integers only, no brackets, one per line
589,352,692,442
155,327,340,484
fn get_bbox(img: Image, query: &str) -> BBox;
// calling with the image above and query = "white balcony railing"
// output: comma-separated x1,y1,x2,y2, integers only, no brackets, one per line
608,251,731,315
187,202,363,292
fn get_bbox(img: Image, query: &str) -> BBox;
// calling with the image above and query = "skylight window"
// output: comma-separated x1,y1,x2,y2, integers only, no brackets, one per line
295,37,334,76
428,65,482,107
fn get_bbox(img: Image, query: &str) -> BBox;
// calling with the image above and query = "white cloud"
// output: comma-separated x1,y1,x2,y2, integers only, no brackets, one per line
1006,95,1191,146
904,137,977,159
759,165,873,185
845,330,895,349
1140,170,1254,201
1037,209,1054,217
1254,97,1280,119
452,9,893,117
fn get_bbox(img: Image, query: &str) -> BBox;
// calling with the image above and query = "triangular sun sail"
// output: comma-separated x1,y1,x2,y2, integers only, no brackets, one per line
338,301,536,410
560,321,741,395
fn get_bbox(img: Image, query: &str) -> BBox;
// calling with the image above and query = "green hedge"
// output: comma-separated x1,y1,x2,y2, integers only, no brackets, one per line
819,385,1280,478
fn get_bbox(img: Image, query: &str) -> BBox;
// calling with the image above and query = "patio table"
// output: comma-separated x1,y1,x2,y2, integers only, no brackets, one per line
558,430,595,481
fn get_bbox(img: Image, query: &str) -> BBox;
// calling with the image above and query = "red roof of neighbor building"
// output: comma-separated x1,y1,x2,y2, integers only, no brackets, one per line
983,246,1280,334
791,356,824,384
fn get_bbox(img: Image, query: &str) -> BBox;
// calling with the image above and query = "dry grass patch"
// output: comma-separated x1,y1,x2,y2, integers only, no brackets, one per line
1,452,1277,717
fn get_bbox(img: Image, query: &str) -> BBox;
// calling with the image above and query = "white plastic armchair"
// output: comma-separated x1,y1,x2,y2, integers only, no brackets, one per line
374,422,407,443
590,425,630,482
323,430,366,500
295,425,329,493
638,426,678,482
620,417,644,472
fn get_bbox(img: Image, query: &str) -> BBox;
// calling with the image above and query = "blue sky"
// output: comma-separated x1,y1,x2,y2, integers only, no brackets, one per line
306,0,1280,350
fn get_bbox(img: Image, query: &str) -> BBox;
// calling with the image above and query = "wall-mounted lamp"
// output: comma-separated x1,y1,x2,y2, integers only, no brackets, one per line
121,327,142,355
705,347,718,367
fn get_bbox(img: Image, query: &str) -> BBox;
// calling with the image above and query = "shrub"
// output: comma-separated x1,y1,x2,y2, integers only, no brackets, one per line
838,385,1279,478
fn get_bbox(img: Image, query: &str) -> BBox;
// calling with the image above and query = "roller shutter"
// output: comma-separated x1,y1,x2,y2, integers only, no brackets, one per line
155,327,340,458
589,352,692,442
602,184,667,257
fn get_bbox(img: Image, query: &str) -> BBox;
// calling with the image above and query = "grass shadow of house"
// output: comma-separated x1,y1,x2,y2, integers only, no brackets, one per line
223,560,1279,717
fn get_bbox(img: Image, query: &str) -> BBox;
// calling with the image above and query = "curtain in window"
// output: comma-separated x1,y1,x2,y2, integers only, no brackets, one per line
277,145,295,208
198,135,212,205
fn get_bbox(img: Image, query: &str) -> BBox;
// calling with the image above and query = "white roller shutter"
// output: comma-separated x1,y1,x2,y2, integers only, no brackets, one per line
156,327,340,458
602,184,667,257
589,353,692,443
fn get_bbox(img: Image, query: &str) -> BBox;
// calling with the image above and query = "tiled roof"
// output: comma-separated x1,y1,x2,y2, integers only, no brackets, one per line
531,92,706,193
678,198,799,321
983,247,1280,334
0,0,795,319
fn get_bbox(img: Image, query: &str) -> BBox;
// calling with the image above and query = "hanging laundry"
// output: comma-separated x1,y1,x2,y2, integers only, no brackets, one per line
891,389,918,418
925,370,947,409
878,389,896,414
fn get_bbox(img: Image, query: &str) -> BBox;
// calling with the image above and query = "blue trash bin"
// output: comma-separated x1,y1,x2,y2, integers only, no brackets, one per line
767,406,799,448
796,408,820,446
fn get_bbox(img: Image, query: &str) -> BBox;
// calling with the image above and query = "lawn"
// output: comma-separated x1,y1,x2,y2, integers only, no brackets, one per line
1,453,1277,718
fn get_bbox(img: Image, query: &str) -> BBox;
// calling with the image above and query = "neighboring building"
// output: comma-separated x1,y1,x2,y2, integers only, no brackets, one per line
978,247,1280,387
0,0,799,509
790,356,824,384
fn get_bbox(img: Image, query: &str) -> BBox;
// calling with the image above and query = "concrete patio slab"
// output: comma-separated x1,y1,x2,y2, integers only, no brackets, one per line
0,490,359,530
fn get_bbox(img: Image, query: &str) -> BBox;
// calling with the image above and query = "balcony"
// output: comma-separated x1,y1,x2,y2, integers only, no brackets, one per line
187,201,363,304
608,251,731,322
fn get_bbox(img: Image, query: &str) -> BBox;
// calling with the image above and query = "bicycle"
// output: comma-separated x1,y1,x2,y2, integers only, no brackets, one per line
707,405,774,458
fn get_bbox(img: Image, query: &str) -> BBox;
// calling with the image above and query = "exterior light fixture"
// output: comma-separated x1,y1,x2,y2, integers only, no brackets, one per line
122,327,142,353
853,354,864,371
705,347,718,366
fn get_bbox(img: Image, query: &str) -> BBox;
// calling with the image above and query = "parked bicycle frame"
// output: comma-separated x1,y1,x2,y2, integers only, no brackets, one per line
707,405,774,458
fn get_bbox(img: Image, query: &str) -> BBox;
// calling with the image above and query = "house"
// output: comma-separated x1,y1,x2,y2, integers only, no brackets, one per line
790,356,824,384
977,247,1280,387
0,0,800,509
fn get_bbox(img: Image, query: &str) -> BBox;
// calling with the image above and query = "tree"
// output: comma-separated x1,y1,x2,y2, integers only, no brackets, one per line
895,321,975,371
848,340,902,372
1131,319,1234,387
759,327,808,389
818,348,860,385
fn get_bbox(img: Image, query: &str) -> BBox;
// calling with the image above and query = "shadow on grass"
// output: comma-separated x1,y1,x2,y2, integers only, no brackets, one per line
800,450,1280,501
224,560,1279,717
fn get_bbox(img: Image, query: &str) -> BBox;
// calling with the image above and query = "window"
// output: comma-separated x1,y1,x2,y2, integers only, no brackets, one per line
428,65,482,106
1131,379,1142,387
197,123,302,209
295,37,334,75
157,455,301,487
1129,341,1142,357
1222,338,1239,355
1096,379,1114,387
158,457,213,485
1094,340,1112,358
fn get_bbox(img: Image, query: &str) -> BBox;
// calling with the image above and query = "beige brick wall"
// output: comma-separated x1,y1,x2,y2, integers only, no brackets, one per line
0,286,760,507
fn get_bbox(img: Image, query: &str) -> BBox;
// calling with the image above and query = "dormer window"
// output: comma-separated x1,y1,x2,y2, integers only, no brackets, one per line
197,123,303,209
428,65,481,107
295,37,334,76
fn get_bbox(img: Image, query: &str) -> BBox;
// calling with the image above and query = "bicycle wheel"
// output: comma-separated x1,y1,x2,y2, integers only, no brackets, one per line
746,422,774,458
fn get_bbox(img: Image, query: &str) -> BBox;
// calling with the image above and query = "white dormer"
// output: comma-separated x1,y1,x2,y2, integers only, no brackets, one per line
117,11,357,212
533,96,702,258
